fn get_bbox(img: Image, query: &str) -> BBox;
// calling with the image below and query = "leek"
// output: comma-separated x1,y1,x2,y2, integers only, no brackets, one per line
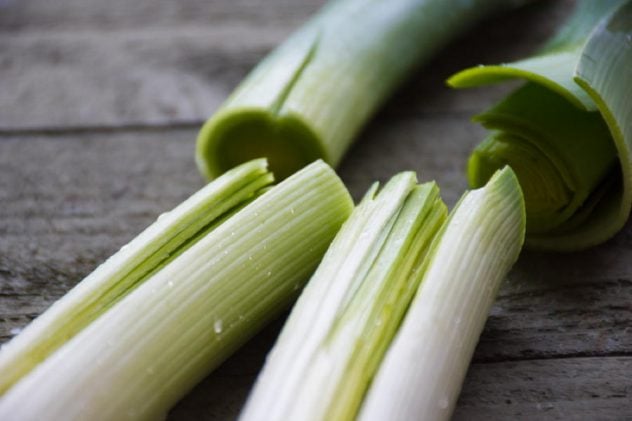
448,0,632,250
240,171,447,421
0,159,274,395
196,0,535,180
0,160,353,420
359,167,525,421
240,168,524,421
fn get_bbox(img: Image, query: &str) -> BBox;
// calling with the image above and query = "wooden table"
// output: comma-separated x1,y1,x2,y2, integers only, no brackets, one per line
1,0,630,419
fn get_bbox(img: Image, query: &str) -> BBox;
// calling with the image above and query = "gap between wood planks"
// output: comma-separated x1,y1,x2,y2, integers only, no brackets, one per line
0,109,482,138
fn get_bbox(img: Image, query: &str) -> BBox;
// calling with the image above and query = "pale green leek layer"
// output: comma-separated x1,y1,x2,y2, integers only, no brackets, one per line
359,167,525,421
0,159,274,396
196,0,534,180
449,0,632,250
0,160,353,420
240,172,447,421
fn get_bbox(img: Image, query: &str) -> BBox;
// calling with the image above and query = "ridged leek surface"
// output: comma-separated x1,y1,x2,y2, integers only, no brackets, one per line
0,160,353,420
359,167,525,421
240,168,525,421
0,159,273,396
240,172,447,421
196,0,534,180
449,0,632,250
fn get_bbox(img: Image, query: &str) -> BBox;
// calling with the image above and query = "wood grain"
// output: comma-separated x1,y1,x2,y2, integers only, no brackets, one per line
1,0,630,419
0,130,203,342
0,0,325,31
0,0,569,130
170,352,632,420
455,356,632,420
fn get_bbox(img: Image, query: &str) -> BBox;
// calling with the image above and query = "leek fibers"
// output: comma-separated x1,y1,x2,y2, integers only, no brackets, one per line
196,0,535,180
240,167,524,421
449,0,632,250
0,160,353,420
359,167,525,421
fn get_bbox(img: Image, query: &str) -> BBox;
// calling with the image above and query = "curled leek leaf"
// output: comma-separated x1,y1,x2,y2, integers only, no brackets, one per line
196,0,535,180
448,0,632,250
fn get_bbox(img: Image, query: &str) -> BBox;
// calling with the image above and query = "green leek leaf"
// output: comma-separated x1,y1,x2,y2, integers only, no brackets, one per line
448,0,632,250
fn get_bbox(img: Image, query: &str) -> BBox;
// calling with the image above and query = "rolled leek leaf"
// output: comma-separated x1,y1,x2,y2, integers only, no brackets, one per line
0,160,353,420
448,0,632,250
196,0,534,180
240,172,447,421
359,167,525,421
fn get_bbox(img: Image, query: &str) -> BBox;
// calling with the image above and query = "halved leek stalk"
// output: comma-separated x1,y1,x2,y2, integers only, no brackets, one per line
0,158,274,396
196,0,535,180
448,0,632,250
240,172,447,421
0,160,353,420
359,167,525,421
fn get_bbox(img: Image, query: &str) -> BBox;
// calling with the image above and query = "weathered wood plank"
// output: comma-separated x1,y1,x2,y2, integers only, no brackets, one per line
1,116,631,358
454,356,632,420
0,129,202,342
0,0,325,31
169,354,632,420
0,0,573,129
0,26,284,130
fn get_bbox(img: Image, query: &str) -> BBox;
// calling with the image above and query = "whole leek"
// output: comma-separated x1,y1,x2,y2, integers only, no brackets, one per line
196,0,534,180
448,0,632,250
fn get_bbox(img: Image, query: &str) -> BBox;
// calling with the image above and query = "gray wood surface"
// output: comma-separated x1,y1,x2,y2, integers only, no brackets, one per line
1,0,631,419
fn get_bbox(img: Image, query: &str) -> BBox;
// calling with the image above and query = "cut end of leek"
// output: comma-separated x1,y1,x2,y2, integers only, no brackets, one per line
196,109,326,181
468,134,573,231
466,83,616,235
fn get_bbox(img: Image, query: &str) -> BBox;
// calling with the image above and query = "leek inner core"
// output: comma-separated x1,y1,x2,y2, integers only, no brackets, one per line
198,112,324,180
467,83,618,235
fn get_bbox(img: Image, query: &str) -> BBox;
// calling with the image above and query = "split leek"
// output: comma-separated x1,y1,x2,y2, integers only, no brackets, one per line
196,0,535,181
448,0,632,250
240,172,447,421
0,160,353,420
359,166,525,421
0,158,274,396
